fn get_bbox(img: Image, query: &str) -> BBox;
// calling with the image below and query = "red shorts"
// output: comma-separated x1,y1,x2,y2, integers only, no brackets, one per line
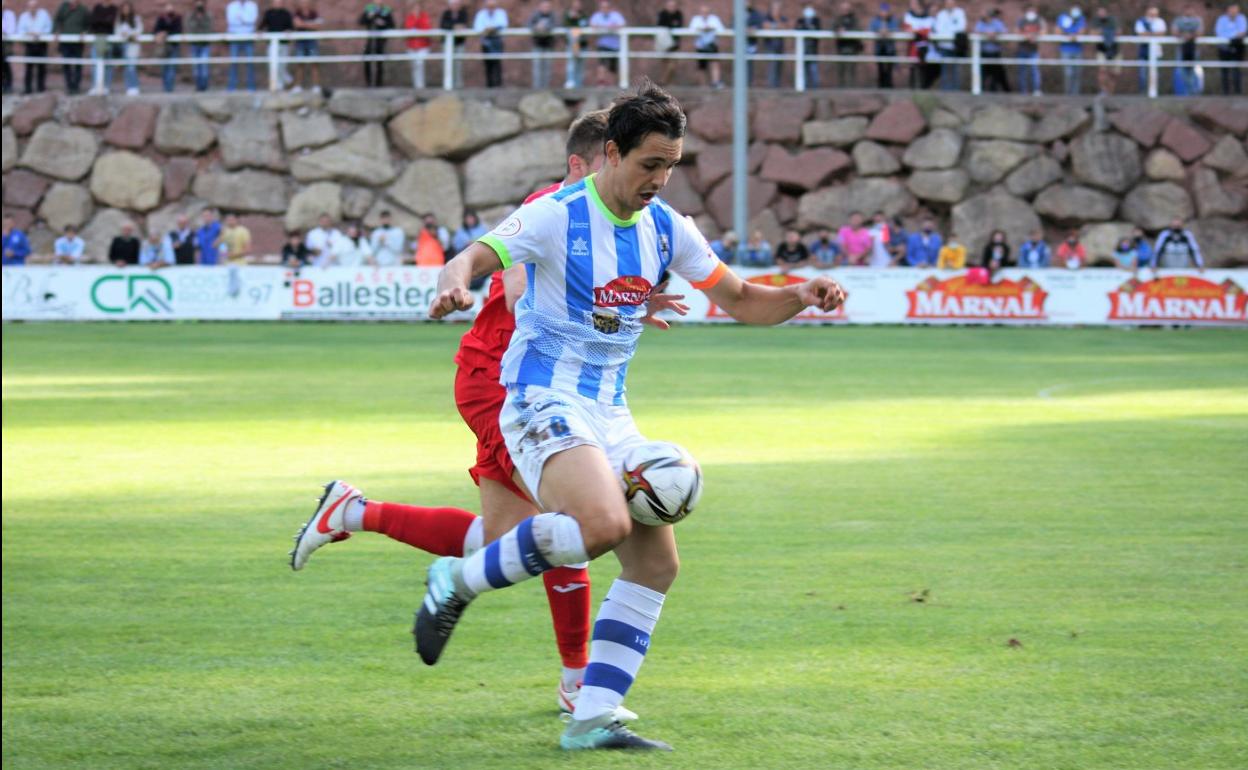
454,362,527,501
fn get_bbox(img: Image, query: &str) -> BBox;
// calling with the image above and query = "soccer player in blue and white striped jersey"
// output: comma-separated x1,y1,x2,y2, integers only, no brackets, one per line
416,81,847,752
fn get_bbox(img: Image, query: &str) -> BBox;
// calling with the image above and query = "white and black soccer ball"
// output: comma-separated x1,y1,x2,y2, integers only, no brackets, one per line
620,441,703,527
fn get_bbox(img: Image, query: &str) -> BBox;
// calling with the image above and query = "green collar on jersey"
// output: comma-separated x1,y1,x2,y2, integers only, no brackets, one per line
585,174,643,228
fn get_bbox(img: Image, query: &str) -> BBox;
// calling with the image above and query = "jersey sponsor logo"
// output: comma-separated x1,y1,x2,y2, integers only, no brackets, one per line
593,275,653,307
657,233,671,261
1107,276,1247,323
570,236,590,257
494,217,522,238
592,310,623,334
905,273,1047,320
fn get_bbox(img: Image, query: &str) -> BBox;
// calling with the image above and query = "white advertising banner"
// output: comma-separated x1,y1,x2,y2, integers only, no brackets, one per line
3,266,1246,326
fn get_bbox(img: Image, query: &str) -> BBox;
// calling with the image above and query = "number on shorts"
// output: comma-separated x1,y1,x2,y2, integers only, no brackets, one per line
549,416,570,437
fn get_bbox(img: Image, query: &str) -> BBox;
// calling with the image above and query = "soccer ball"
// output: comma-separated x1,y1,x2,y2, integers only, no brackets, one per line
620,441,703,527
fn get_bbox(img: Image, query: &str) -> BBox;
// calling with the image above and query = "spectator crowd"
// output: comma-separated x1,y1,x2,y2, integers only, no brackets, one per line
0,208,500,268
703,212,1208,274
2,1,1244,95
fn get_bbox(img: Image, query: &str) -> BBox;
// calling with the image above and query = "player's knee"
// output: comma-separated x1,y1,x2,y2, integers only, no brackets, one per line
644,550,680,592
575,505,632,554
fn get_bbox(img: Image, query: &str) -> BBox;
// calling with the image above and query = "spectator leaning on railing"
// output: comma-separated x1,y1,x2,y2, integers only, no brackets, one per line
809,227,840,268
589,0,625,87
869,2,900,89
472,0,506,88
690,3,725,89
1017,230,1051,269
86,0,118,94
225,0,258,92
933,0,967,92
937,232,966,269
903,0,937,90
139,229,175,268
762,1,787,89
196,208,221,265
1135,6,1166,92
186,0,212,91
2,2,14,94
1056,5,1086,95
361,1,396,89
53,0,89,94
1055,230,1086,270
217,212,252,264
795,4,821,89
109,221,141,267
562,1,587,87
529,0,556,89
168,214,196,264
404,0,432,89
905,218,942,266
1016,5,1044,95
1216,4,1245,94
114,0,141,95
774,229,811,273
1152,219,1204,270
1093,5,1119,96
741,229,772,268
17,0,53,95
440,0,469,89
1172,3,1204,95
975,7,1009,92
153,2,182,92
260,0,295,90
655,0,682,85
54,225,86,264
833,1,863,88
291,0,323,93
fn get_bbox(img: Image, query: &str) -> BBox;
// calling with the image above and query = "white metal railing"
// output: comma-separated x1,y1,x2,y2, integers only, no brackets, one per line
3,27,1244,97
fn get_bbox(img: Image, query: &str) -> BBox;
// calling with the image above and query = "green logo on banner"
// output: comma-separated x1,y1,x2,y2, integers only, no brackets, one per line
90,275,175,314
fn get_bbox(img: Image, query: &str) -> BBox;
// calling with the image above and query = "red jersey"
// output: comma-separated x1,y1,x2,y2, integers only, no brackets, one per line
453,181,563,372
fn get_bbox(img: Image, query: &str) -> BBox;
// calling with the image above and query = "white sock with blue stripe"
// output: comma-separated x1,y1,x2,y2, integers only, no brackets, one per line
459,512,588,596
573,579,665,723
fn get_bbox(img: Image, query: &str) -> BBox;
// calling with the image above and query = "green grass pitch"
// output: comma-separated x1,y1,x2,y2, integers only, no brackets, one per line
3,322,1246,769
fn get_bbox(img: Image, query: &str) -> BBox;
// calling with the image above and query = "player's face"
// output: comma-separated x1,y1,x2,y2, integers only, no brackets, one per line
608,132,683,212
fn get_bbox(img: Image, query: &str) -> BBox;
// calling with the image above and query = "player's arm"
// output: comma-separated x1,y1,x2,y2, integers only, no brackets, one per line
702,267,847,326
430,242,504,319
501,265,527,313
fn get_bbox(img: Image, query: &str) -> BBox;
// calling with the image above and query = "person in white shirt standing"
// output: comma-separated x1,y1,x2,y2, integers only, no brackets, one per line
332,224,373,268
369,210,407,267
689,4,725,88
16,0,52,93
933,0,966,91
226,0,258,91
472,0,507,87
1135,6,1167,92
114,1,142,95
304,213,340,268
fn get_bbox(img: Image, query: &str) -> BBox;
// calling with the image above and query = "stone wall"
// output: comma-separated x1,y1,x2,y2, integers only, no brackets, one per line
2,89,1246,264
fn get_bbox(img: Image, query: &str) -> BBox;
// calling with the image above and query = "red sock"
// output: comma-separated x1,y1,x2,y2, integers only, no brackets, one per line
362,501,477,557
542,566,592,670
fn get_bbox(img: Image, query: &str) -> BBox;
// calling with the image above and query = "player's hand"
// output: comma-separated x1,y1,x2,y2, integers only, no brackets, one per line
641,280,690,331
430,287,475,319
796,275,848,312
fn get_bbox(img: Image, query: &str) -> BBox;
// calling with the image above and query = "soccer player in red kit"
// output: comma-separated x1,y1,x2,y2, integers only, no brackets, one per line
290,110,683,718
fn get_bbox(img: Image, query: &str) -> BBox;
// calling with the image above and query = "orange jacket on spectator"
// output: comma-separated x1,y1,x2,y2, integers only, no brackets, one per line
414,228,445,266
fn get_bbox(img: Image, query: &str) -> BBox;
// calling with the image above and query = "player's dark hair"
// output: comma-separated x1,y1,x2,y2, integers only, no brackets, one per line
566,109,609,163
607,79,686,158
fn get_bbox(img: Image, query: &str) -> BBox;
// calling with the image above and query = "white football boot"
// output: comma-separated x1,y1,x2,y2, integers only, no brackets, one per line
290,480,361,570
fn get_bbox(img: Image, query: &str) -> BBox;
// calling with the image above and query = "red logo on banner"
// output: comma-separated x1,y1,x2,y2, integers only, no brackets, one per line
593,275,653,307
707,273,847,322
1107,276,1247,323
905,274,1048,320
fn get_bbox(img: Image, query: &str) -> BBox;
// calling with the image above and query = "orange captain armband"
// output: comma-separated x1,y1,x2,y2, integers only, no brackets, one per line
690,260,729,291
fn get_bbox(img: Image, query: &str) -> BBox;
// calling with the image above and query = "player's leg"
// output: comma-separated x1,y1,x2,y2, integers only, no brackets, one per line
289,480,482,571
414,389,635,666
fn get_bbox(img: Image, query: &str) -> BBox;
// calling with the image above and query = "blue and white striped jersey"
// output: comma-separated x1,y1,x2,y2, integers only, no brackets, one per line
478,174,727,405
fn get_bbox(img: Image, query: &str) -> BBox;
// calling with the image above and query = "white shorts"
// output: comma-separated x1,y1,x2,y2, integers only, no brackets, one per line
500,384,648,509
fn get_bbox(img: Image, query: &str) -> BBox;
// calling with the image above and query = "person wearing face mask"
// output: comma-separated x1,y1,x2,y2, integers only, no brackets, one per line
1093,5,1119,95
1056,5,1087,95
905,218,942,266
1152,219,1204,271
980,230,1011,275
796,5,821,88
1055,230,1086,270
1017,230,1050,269
1172,3,1204,95
1111,237,1140,273
1016,6,1045,95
